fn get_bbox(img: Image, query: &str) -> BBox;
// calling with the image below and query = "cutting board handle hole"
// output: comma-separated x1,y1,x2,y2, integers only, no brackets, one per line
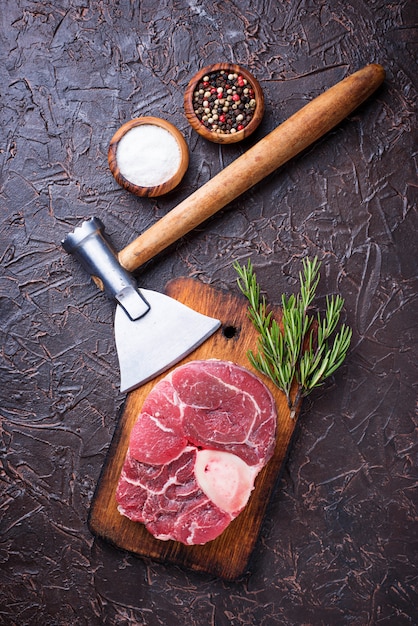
222,324,240,339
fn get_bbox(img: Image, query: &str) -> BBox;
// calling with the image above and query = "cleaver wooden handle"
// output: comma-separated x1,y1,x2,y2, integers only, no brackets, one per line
118,64,385,273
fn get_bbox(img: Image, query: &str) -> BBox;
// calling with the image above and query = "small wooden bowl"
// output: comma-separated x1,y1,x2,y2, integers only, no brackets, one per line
184,63,264,144
108,117,189,197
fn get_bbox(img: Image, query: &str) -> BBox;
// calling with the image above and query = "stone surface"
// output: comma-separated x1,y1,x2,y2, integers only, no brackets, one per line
0,1,416,624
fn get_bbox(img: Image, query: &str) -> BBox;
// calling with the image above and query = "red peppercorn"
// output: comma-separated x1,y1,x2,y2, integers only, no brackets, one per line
232,94,240,101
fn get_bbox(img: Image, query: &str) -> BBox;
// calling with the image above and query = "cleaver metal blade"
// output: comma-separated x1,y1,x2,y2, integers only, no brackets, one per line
115,289,219,392
62,217,220,392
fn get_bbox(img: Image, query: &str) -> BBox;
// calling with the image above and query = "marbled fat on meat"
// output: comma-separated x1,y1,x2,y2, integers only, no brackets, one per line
116,360,277,545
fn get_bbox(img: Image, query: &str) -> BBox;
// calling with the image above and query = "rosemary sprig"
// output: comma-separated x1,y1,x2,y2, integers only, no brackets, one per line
234,257,352,418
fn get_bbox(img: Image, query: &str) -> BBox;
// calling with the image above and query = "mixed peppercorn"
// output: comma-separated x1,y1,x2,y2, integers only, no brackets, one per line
192,70,257,134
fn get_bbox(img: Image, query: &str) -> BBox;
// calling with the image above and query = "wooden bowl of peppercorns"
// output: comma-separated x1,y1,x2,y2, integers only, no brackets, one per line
184,63,264,144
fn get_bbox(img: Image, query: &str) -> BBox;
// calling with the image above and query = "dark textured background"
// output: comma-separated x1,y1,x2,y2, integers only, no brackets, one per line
0,1,417,624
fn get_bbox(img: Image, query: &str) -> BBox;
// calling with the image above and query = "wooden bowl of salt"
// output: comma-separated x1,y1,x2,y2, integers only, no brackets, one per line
108,117,189,197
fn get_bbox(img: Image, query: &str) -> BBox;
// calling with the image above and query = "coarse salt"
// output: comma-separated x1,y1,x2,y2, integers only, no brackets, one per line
116,124,181,188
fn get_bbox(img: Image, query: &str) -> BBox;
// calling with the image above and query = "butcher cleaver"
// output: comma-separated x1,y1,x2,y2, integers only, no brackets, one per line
62,64,385,392
62,217,221,392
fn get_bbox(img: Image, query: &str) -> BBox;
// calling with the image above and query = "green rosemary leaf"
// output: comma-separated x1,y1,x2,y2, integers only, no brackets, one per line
323,294,344,338
300,256,321,310
306,353,331,389
322,325,352,378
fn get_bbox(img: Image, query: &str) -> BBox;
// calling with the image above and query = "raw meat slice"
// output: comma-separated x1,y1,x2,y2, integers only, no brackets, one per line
116,360,277,545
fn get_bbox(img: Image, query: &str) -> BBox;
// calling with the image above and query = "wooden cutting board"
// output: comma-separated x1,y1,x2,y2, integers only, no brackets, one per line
89,277,300,580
